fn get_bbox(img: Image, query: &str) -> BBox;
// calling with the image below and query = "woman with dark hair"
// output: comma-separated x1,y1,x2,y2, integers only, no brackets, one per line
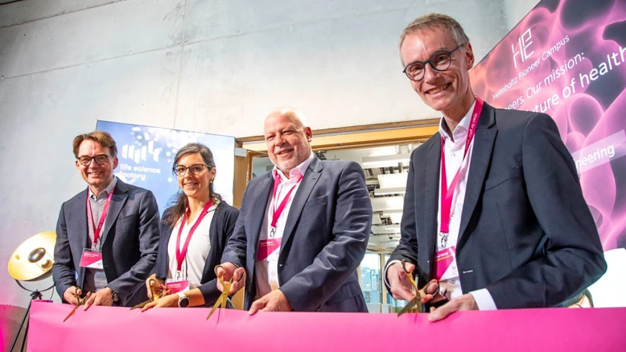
142,143,239,310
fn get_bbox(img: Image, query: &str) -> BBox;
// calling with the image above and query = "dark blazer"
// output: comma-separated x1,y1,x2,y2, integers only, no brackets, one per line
155,201,239,306
388,102,607,309
221,156,371,312
52,179,161,307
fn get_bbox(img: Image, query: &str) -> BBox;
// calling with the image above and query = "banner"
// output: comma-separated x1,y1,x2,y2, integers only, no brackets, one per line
470,0,626,250
95,121,235,213
28,302,626,351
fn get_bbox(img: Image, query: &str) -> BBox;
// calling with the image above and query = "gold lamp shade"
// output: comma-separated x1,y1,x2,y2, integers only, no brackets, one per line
8,231,57,281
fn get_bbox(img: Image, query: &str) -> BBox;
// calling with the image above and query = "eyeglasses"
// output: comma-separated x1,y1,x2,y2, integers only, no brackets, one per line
77,154,112,166
173,164,209,176
402,44,465,81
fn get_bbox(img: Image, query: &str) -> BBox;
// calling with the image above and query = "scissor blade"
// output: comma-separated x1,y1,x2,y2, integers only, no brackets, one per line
63,306,79,322
397,297,419,317
207,298,222,320
131,299,152,310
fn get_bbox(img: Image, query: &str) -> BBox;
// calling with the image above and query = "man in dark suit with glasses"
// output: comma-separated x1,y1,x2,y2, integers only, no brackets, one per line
53,131,160,308
385,13,606,321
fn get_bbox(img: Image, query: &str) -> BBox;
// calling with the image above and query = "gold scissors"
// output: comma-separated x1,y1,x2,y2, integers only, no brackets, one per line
132,278,169,310
63,288,86,322
207,265,234,320
397,259,439,317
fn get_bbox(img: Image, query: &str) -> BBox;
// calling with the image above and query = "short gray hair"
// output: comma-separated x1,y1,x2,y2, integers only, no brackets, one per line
400,13,469,49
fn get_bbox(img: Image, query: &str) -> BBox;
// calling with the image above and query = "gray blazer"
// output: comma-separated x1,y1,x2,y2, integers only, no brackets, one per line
388,102,606,309
52,178,161,307
222,156,372,312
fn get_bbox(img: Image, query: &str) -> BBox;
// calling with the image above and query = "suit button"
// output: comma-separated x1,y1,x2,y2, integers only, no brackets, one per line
278,264,284,267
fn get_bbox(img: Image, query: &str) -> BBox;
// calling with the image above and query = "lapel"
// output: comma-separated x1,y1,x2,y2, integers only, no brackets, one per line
100,179,129,245
457,103,497,248
75,189,89,251
202,202,220,281
280,156,322,251
250,173,275,260
424,136,441,264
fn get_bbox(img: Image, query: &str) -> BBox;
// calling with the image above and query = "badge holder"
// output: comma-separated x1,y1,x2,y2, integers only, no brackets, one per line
166,271,190,294
79,249,103,270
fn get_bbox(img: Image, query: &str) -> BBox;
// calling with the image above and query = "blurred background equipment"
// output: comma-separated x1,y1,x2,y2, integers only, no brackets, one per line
7,231,56,352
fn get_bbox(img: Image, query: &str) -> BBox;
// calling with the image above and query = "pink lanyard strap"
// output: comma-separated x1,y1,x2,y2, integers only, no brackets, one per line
86,185,116,247
175,200,213,271
270,172,303,234
439,97,484,233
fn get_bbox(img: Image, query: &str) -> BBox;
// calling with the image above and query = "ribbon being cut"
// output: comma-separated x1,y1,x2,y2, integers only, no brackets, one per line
29,301,625,351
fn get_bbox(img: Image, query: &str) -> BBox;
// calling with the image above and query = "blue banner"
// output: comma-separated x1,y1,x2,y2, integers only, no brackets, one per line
96,120,235,214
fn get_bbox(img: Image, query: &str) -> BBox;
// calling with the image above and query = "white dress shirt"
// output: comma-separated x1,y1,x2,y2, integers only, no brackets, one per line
166,203,216,290
255,152,315,299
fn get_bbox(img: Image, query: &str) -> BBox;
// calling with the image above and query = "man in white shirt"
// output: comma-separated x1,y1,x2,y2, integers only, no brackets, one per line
385,13,606,321
219,108,371,313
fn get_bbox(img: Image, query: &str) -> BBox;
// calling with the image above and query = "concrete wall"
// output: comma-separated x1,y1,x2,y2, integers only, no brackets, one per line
501,0,541,30
0,0,533,311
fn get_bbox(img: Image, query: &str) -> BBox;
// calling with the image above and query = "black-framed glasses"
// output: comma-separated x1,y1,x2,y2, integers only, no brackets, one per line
402,43,465,81
173,164,209,176
77,154,112,166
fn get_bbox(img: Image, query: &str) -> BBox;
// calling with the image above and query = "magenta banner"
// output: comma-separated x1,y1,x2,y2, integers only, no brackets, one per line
470,0,626,250
28,302,626,351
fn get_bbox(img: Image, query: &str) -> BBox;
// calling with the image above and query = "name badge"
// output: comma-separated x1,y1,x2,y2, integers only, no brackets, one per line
166,279,190,294
79,249,103,269
256,238,282,261
435,246,458,281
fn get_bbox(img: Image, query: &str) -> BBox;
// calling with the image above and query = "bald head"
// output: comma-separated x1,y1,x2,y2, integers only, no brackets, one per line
264,108,313,176
265,107,308,128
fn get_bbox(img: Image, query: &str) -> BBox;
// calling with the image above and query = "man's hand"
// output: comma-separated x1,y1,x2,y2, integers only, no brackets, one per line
84,287,115,310
428,293,478,322
215,263,246,294
249,289,292,315
387,261,417,301
62,286,83,305
141,293,178,312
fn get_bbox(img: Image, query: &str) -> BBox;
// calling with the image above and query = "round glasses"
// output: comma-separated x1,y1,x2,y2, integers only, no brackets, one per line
402,44,465,81
173,164,209,176
77,154,112,166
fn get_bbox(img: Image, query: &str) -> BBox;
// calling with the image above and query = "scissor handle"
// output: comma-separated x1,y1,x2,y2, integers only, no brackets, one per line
74,288,85,305
148,278,169,300
400,259,419,291
214,265,244,283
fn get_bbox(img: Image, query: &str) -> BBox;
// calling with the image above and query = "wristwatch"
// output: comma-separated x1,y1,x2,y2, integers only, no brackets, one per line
177,292,190,308
108,287,119,303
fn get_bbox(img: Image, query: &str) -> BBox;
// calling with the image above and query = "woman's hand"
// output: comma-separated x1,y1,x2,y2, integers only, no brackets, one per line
141,293,179,312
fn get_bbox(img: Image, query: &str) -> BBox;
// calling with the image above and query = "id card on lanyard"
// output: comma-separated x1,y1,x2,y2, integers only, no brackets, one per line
166,201,213,293
80,186,115,269
435,97,483,280
256,173,303,262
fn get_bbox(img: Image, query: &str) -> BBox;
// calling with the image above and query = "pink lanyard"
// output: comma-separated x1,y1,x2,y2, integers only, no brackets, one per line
86,186,116,247
175,200,212,271
439,97,484,234
270,172,303,237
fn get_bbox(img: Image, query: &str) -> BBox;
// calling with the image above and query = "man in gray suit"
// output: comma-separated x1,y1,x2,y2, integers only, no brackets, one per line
53,131,160,308
218,108,371,313
386,13,606,321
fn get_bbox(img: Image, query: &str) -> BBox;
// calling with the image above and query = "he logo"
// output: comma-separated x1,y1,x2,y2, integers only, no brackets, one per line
120,141,162,163
511,29,534,69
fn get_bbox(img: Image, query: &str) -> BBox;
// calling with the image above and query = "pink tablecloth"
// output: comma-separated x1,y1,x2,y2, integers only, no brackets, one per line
28,301,626,351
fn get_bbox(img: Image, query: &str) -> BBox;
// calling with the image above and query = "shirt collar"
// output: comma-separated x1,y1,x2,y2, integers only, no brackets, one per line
272,152,315,182
438,99,477,141
89,176,117,200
